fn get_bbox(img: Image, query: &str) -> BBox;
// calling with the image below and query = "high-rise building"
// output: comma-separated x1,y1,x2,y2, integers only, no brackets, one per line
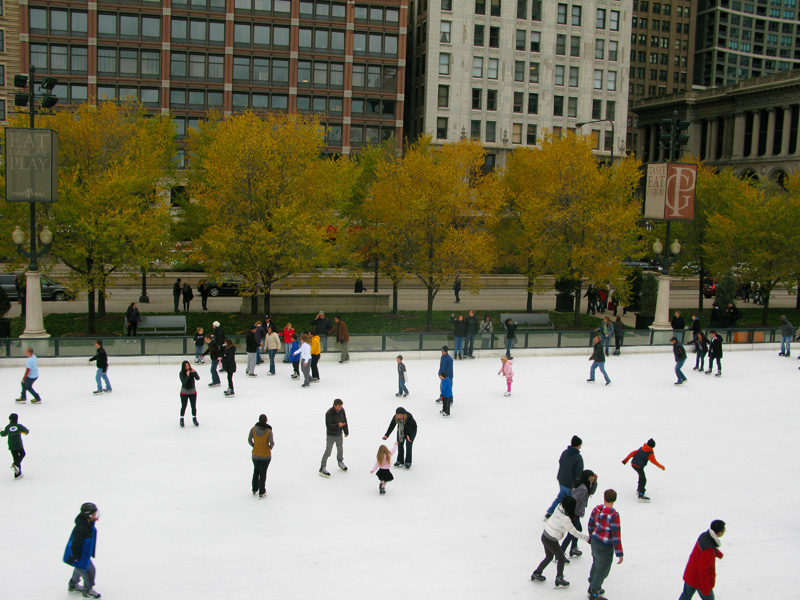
1,0,23,123
406,0,631,170
17,0,408,156
695,0,800,88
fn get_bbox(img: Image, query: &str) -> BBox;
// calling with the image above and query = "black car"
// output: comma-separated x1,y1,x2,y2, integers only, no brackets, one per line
0,274,71,301
204,279,242,297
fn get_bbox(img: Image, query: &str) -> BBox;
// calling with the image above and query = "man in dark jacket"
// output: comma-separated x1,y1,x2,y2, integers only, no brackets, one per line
671,336,688,385
671,311,686,342
319,398,348,477
465,310,480,358
706,330,723,377
172,278,182,312
89,340,112,395
382,407,417,469
545,436,584,518
245,325,259,377
202,333,221,387
725,302,741,328
329,316,350,364
587,336,611,385
212,321,225,349
197,280,209,310
679,520,725,600
312,311,332,352
125,302,141,336
690,314,702,349
436,346,454,403
63,502,101,598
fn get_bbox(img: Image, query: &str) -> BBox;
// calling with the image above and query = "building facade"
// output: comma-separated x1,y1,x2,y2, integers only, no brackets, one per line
405,0,631,170
17,0,408,155
633,69,800,182
1,0,23,123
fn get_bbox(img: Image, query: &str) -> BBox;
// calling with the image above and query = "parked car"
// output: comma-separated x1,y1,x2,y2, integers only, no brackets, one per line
204,279,242,297
0,274,71,301
622,259,663,272
702,277,717,298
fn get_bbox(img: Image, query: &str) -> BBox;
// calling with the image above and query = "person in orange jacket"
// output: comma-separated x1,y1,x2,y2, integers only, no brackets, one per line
621,438,665,501
679,520,725,600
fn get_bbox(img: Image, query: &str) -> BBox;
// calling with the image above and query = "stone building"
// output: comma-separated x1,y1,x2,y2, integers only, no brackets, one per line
1,0,23,123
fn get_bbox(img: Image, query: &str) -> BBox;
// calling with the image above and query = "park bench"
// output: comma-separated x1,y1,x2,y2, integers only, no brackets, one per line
123,315,187,335
500,313,554,330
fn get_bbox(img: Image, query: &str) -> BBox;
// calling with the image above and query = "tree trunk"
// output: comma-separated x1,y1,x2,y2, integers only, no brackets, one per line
425,281,435,332
87,288,96,334
392,281,399,315
251,295,258,315
698,264,706,312
795,282,800,310
98,289,106,317
373,259,379,292
526,257,534,313
264,290,272,316
762,287,771,326
573,280,583,326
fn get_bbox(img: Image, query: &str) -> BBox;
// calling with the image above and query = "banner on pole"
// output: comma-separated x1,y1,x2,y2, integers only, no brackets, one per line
4,128,59,203
644,162,696,221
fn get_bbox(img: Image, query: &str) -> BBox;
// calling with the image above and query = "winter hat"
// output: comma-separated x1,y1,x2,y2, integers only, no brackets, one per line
318,311,325,316
9,413,18,423
710,519,726,534
781,315,787,321
80,502,98,515
395,407,407,416
647,438,656,448
441,345,449,352
258,414,268,426
212,321,220,327
571,435,583,447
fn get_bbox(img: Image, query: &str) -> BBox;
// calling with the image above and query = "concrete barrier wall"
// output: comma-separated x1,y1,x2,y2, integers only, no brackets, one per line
240,292,391,314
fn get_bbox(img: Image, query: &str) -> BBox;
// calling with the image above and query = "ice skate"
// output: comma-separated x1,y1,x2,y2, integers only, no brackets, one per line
637,493,651,502
68,582,84,593
504,391,511,397
530,571,546,582
192,417,199,427
14,398,26,403
319,468,331,478
555,575,570,587
82,588,101,599
180,417,184,427
569,547,582,557
338,461,348,471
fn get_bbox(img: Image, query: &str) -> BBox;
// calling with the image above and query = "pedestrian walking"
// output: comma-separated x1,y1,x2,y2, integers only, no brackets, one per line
89,340,112,395
172,278,182,312
310,332,321,382
395,355,409,397
181,282,193,311
264,324,280,376
330,315,350,363
221,338,237,396
193,327,205,364
587,336,611,385
450,313,467,359
530,495,591,587
465,309,479,357
63,502,102,599
584,285,597,315
248,414,274,498
587,489,624,600
319,398,348,477
125,302,141,336
545,436,584,518
671,310,686,343
498,355,514,396
202,333,221,387
370,443,399,495
439,371,453,417
281,322,295,363
453,275,461,303
503,318,517,359
671,336,688,385
245,324,259,377
612,316,624,356
779,314,795,356
312,311,331,352
288,334,301,379
294,332,312,388
693,332,709,372
725,302,741,328
16,347,42,404
560,469,598,558
382,407,417,468
178,360,200,427
706,330,723,377
479,314,493,349
621,438,665,502
1,413,28,480
679,520,726,600
197,280,209,310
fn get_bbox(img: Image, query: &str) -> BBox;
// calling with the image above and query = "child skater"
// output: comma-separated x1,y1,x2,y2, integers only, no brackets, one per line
282,322,295,363
370,442,398,495
288,334,301,379
1,413,29,480
396,355,409,397
439,371,453,417
498,355,514,396
193,327,205,364
622,438,665,502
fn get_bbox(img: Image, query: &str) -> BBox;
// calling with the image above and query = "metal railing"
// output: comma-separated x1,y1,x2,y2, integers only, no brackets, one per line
0,328,780,359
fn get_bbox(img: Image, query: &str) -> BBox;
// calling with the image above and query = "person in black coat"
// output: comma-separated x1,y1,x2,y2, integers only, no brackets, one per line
709,302,720,327
64,502,101,598
450,313,468,359
197,280,209,310
545,436,585,518
202,333,222,387
706,330,723,376
319,399,348,477
504,318,518,359
465,310,480,358
221,339,237,396
587,335,610,385
725,302,741,328
213,321,225,349
173,278,182,312
125,302,141,336
182,282,193,312
178,360,200,427
671,311,686,342
89,340,111,395
382,407,417,469
312,311,332,352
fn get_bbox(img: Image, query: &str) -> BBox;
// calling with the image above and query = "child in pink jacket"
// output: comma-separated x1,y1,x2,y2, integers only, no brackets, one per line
498,356,514,396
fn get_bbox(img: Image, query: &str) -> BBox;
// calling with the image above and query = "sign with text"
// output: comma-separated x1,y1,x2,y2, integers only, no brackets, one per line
644,163,696,221
4,128,59,203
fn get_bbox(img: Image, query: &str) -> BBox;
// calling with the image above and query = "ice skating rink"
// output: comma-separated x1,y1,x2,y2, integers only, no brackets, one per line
0,347,794,600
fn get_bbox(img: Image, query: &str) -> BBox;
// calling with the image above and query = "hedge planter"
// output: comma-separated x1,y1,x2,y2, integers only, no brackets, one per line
554,293,575,313
635,313,655,330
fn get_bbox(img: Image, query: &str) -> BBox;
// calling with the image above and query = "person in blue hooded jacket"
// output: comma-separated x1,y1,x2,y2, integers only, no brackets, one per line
545,436,585,519
63,502,102,598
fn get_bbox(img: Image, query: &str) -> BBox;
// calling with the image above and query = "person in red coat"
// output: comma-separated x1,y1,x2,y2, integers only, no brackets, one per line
679,520,725,600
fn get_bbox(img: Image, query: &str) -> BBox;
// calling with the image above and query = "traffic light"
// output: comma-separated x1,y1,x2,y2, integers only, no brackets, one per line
674,120,691,157
659,119,674,159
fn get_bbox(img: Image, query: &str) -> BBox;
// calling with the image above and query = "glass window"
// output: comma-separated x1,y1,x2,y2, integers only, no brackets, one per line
572,5,582,26
315,30,329,52
569,66,579,86
513,91,523,113
437,117,448,139
171,53,187,77
72,11,88,35
472,88,482,110
385,36,398,56
441,21,451,43
512,123,522,144
568,97,578,118
120,15,138,38
593,69,603,89
474,24,485,47
142,16,160,38
609,41,618,61
369,34,382,55
487,58,498,79
273,59,289,83
330,63,344,87
570,36,581,57
530,31,541,52
528,93,538,114
557,34,566,55
527,124,537,145
314,62,327,86
190,21,206,41
557,3,567,24
610,11,620,31
71,47,88,73
352,64,365,87
209,55,224,80
209,21,225,43
120,50,138,74
354,33,367,53
472,57,483,78
553,95,564,117
515,61,525,82
253,58,269,83
71,84,89,103
607,71,617,90
470,120,481,141
298,61,312,85
236,24,252,45
486,121,496,143
367,65,381,89
595,39,605,59
273,26,290,46
98,14,117,36
440,53,451,75
529,62,539,83
30,8,47,31
254,25,270,45
490,0,501,16
596,8,606,29
487,89,497,111
331,30,345,52
98,48,117,73
51,10,68,33
489,27,500,48
438,85,450,108
555,65,565,85
172,18,187,40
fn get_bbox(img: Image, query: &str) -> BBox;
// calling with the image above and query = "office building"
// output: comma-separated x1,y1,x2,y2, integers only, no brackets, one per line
1,0,23,123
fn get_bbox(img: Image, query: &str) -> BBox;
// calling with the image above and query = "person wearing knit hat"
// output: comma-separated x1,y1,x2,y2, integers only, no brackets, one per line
621,438,665,502
679,520,725,600
212,321,225,350
1,413,29,480
545,436,585,519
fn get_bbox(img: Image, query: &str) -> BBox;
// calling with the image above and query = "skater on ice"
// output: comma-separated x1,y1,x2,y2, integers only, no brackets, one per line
679,520,725,600
497,355,514,396
370,443,398,494
178,360,200,427
587,336,611,385
319,399,348,477
202,333,221,387
671,336,688,385
706,330,723,376
248,414,274,498
545,435,584,519
1,413,28,480
382,407,417,468
16,347,42,404
438,371,453,417
221,338,237,396
621,438,665,501
88,340,112,395
395,355,409,397
560,469,598,558
587,489,624,600
530,495,590,587
63,502,102,599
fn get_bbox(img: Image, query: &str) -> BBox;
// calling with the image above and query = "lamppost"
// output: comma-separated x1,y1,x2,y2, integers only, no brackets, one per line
8,64,60,338
649,235,682,333
575,118,615,164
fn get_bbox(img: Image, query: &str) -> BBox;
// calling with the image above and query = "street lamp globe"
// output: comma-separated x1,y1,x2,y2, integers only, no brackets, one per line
12,226,26,246
652,238,663,255
39,226,53,246
670,239,681,256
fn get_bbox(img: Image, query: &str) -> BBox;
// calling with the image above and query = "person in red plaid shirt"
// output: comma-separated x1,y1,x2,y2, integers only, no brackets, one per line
587,489,624,600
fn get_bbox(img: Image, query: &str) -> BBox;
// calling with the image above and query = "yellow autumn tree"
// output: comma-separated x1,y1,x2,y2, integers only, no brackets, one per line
368,136,497,331
32,101,175,332
502,131,644,325
188,111,349,314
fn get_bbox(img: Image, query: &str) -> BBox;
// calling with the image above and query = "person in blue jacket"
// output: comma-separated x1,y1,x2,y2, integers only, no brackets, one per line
439,371,453,417
63,502,102,598
436,345,454,405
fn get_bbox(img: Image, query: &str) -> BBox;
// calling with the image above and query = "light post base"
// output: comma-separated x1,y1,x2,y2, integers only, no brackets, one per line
650,275,673,331
20,271,50,339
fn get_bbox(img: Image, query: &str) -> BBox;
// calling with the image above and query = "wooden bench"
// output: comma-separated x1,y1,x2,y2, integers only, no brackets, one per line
123,315,187,335
500,313,554,330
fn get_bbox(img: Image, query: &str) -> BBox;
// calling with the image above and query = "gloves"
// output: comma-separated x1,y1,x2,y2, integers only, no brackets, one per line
67,556,78,565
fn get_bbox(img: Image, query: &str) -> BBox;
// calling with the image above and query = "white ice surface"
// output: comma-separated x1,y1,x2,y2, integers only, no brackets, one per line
0,348,795,600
